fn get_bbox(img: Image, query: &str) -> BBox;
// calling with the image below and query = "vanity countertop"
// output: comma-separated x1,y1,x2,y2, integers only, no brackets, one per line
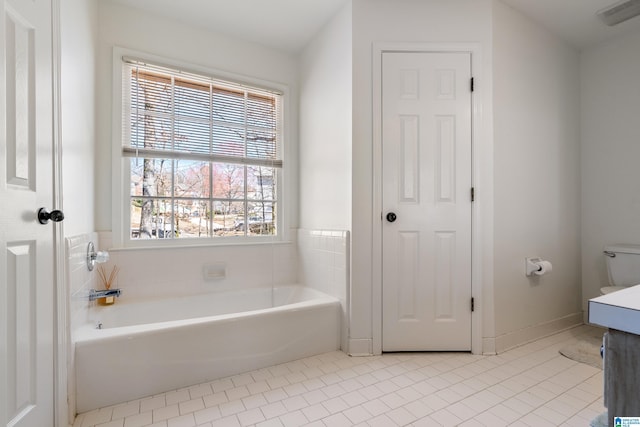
589,284,640,335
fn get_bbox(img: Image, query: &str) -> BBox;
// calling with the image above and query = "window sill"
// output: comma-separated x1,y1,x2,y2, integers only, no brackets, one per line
108,239,293,252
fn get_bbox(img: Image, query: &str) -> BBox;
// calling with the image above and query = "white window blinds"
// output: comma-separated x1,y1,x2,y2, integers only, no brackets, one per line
122,58,283,168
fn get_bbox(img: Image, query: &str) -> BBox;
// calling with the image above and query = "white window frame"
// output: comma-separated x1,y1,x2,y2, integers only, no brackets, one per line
111,48,290,248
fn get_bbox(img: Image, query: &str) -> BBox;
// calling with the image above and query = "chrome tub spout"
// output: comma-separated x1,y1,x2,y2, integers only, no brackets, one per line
89,288,122,301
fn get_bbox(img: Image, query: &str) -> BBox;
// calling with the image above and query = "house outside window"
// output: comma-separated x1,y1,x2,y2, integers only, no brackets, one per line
117,55,284,246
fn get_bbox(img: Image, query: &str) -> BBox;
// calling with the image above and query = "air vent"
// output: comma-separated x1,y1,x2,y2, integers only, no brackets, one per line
597,0,640,26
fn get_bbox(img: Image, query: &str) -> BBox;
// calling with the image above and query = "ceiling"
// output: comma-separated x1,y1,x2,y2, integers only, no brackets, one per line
109,0,350,54
501,0,640,49
110,0,640,53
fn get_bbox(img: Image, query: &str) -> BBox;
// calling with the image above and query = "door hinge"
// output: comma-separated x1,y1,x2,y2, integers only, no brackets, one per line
471,297,475,312
470,77,475,92
471,187,475,202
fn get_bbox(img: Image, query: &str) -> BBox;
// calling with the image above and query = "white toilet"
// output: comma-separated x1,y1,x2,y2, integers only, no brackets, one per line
601,244,640,295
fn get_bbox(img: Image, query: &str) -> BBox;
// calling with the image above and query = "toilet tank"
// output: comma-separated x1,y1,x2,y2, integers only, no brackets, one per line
605,244,640,286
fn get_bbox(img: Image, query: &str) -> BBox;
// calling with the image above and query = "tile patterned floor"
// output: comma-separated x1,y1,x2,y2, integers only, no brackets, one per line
73,325,606,427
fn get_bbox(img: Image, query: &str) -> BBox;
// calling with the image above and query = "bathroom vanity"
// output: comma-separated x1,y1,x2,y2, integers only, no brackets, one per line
589,284,640,426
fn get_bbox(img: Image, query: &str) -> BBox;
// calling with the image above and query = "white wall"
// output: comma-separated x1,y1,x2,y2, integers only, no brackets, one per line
61,0,97,237
57,0,98,425
299,2,352,231
298,2,353,351
492,1,582,350
581,30,640,313
351,0,494,353
60,0,98,421
94,1,300,291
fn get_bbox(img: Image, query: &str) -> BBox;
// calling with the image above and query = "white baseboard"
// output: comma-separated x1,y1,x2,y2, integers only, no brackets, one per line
494,312,584,353
348,338,373,356
482,337,497,355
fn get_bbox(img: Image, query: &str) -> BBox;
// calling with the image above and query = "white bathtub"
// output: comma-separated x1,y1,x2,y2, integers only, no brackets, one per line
74,286,341,413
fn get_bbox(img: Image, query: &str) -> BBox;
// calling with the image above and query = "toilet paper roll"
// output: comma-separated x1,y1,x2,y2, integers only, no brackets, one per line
533,260,552,276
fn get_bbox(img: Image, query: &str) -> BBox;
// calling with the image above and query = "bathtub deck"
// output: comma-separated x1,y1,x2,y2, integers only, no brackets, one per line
73,325,605,427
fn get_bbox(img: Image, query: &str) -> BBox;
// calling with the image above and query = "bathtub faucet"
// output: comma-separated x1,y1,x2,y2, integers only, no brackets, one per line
88,288,122,301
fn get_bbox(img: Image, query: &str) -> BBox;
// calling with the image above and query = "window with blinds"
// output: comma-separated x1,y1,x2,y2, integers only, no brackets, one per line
121,58,283,241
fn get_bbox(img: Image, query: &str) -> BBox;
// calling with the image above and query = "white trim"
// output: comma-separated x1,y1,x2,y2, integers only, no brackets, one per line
121,147,283,168
371,42,486,355
111,47,290,249
108,238,293,252
494,312,583,353
348,338,373,356
51,0,70,425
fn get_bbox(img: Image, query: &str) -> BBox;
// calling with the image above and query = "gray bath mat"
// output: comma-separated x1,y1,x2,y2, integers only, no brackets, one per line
559,328,604,369
590,412,607,427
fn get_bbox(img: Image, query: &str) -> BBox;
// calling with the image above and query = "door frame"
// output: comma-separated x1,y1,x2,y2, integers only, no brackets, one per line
51,0,69,425
372,42,488,355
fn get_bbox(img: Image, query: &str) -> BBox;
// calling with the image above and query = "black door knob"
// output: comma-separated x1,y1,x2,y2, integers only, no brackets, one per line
386,212,397,223
38,208,65,224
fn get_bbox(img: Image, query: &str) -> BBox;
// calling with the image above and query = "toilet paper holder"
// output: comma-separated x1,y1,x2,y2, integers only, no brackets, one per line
525,257,552,276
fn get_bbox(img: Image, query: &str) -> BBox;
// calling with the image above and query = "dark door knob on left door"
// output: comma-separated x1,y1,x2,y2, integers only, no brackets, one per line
38,208,65,224
386,212,397,223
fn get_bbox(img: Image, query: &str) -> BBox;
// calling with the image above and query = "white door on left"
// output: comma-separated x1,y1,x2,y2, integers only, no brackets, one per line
0,0,56,426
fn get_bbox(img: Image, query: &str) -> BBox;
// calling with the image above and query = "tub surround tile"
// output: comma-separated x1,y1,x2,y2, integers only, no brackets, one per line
297,229,350,352
67,232,107,331
297,229,349,299
96,231,298,302
66,232,106,419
